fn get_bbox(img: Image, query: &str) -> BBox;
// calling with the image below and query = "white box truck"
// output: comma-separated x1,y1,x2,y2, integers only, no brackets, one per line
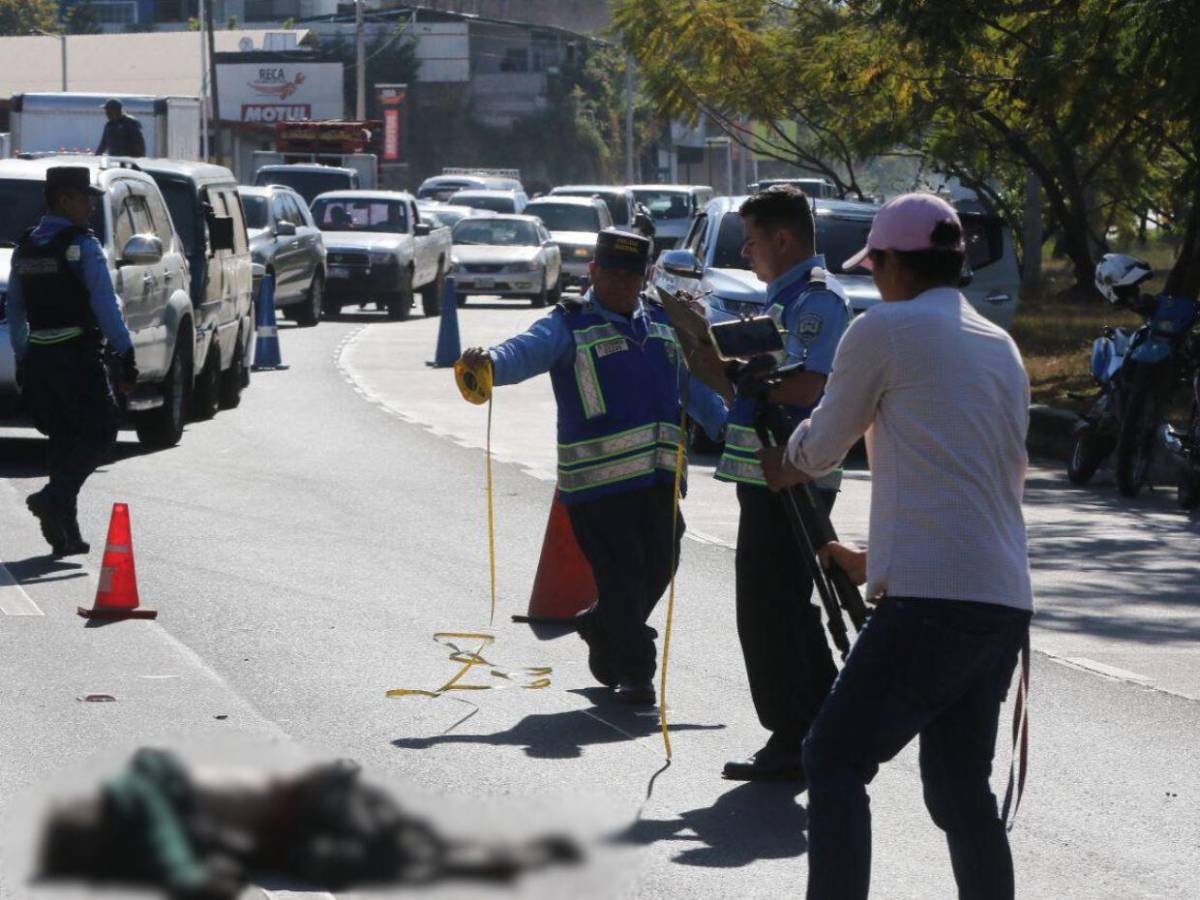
9,92,201,159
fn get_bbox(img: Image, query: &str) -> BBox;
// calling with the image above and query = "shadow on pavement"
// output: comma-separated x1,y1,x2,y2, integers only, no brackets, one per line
0,435,155,481
1,555,85,586
392,688,724,760
1023,472,1200,645
610,780,808,868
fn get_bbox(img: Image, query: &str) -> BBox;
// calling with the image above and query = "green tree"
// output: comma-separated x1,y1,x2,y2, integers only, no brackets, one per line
324,24,421,119
0,0,59,35
62,0,102,34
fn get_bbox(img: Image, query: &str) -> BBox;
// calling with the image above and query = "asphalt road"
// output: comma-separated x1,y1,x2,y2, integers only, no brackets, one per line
1,298,1197,899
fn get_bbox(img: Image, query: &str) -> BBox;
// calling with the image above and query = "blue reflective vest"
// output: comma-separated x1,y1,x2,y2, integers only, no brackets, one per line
716,268,841,488
549,298,687,505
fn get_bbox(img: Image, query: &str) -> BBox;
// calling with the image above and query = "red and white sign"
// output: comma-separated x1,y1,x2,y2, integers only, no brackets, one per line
217,61,342,123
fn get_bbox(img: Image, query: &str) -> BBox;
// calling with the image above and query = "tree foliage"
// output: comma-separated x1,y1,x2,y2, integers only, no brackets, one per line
63,0,103,35
615,0,1200,295
0,0,59,35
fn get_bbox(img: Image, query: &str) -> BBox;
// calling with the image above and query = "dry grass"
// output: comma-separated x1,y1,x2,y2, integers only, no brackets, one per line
1012,243,1177,412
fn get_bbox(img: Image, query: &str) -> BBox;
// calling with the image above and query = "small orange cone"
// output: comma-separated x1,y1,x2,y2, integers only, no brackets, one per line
78,503,157,621
512,491,598,625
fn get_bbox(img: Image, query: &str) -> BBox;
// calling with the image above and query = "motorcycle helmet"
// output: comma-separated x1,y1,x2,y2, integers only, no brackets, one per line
1095,253,1153,305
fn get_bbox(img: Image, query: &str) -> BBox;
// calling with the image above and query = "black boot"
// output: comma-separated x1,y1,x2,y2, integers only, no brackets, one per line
61,513,91,556
26,490,68,555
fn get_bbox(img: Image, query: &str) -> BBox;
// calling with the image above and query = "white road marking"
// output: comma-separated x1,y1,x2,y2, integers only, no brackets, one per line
1049,655,1155,687
685,528,733,548
0,563,44,616
259,890,337,899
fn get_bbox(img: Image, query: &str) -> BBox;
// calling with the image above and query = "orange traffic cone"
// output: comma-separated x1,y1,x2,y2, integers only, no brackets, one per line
78,503,157,621
512,490,598,625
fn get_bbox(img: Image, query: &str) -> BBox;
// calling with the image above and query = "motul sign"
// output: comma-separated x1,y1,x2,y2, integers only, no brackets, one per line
242,104,312,123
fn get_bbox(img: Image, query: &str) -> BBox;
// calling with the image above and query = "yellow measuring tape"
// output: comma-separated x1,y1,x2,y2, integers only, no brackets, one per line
389,362,551,700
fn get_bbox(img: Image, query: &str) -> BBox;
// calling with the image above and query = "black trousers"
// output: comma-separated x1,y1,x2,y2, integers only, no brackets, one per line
735,483,839,752
22,340,119,519
568,483,684,685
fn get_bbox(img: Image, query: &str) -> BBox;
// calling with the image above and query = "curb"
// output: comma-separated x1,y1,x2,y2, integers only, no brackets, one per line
1027,404,1079,462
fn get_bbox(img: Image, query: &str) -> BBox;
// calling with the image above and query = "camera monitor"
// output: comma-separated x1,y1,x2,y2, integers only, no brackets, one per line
709,316,785,361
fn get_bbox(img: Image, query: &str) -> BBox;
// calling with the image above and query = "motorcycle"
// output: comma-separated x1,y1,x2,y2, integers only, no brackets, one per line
1111,293,1200,497
1159,332,1200,510
1067,326,1133,485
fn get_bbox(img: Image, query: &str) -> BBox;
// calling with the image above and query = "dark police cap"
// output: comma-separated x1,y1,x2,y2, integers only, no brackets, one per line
46,166,104,198
594,228,650,273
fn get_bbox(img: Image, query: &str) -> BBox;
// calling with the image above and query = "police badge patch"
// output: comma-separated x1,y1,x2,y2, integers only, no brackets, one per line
796,313,823,342
65,244,82,262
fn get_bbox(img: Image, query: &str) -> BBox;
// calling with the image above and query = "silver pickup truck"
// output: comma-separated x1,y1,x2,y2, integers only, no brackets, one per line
0,156,222,447
309,190,452,320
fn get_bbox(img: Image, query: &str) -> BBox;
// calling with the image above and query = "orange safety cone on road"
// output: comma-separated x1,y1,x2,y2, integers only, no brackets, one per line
512,490,597,625
78,503,157,621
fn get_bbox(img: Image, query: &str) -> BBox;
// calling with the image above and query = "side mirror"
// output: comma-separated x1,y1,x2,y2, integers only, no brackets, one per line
959,261,974,288
120,234,163,266
275,220,297,237
659,248,702,280
414,221,432,237
634,213,657,238
209,215,236,252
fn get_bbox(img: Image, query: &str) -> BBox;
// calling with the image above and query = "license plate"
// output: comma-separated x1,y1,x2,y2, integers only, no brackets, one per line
475,277,495,289
329,266,350,279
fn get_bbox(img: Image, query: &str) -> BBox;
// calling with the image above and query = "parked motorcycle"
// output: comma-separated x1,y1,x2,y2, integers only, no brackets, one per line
1159,333,1200,509
1071,254,1200,497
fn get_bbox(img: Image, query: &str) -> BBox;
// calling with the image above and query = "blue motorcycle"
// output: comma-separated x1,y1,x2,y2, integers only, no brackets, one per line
1112,294,1200,497
1068,325,1134,485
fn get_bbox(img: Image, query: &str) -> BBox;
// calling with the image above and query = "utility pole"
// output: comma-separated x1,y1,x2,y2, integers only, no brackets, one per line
738,118,750,193
204,0,219,162
60,33,67,91
198,0,209,160
355,0,367,121
624,53,635,183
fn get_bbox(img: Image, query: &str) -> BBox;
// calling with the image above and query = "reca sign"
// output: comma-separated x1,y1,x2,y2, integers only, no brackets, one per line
217,60,343,122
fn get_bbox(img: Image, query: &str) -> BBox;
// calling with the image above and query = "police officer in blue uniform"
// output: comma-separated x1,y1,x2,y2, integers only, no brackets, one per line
666,187,852,780
462,229,727,705
8,166,137,555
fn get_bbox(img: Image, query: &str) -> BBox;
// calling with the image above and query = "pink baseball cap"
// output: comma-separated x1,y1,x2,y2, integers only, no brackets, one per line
843,192,965,271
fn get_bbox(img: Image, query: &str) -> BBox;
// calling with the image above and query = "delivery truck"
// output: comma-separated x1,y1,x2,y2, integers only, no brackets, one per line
9,92,201,159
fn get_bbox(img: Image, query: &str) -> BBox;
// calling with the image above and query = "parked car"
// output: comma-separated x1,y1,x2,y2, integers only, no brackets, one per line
550,185,638,230
416,202,494,229
254,164,360,204
653,195,882,322
450,214,562,308
523,196,613,291
628,184,714,256
0,156,223,446
417,173,524,202
445,189,529,215
238,185,327,327
309,190,452,320
955,198,1022,330
141,160,255,419
748,177,837,198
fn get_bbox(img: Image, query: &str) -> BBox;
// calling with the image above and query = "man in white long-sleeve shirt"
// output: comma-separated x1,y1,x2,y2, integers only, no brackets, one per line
760,193,1033,900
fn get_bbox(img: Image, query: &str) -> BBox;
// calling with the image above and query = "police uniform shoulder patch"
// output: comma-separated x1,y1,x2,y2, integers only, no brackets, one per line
795,313,823,342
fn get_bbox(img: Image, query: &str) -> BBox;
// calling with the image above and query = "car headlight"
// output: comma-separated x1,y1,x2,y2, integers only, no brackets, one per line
714,295,763,316
507,261,539,273
448,255,461,272
369,250,394,264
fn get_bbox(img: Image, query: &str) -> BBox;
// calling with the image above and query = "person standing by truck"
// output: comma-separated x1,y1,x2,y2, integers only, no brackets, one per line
7,166,137,555
95,99,146,157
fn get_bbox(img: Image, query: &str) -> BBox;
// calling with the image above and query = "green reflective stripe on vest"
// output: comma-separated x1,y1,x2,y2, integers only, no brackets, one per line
558,421,683,467
767,303,785,325
559,422,658,465
28,326,84,345
716,455,767,486
558,438,686,494
647,322,678,342
572,323,623,347
723,424,762,454
573,344,606,419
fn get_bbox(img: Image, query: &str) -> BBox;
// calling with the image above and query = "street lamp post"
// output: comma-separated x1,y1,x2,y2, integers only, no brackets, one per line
31,28,67,91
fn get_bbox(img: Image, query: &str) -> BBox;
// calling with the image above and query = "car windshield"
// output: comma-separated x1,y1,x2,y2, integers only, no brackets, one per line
527,203,600,234
418,181,475,200
710,211,875,275
632,190,693,221
426,207,471,227
0,179,106,246
311,199,409,234
240,194,270,230
257,170,354,204
554,190,628,225
452,194,515,213
452,219,538,246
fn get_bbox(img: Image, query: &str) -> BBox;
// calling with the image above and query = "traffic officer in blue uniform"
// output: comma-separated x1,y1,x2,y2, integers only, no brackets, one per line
461,229,727,705
665,186,852,780
8,166,137,556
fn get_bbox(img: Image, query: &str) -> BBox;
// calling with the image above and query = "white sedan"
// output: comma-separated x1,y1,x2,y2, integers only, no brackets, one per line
450,215,563,308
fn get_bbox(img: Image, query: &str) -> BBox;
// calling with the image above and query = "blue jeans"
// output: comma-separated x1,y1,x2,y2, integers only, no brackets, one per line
803,596,1031,900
